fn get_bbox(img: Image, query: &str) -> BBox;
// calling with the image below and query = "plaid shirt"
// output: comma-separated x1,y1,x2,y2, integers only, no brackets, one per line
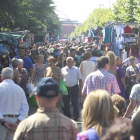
14,108,78,140
82,69,120,96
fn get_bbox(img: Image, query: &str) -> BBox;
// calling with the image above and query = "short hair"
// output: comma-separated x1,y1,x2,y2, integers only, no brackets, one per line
84,51,91,60
82,90,115,138
37,54,44,61
133,112,140,140
18,59,24,64
111,94,126,117
92,50,98,57
66,57,74,62
101,119,132,140
48,57,56,63
11,58,19,68
70,48,76,53
19,45,27,51
97,56,110,69
1,67,13,78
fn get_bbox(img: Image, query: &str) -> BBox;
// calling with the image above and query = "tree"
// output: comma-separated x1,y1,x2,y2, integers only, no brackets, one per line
113,0,139,22
71,8,113,37
0,0,61,34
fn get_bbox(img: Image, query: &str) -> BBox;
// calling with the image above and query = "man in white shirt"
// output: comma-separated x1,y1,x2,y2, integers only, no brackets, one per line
61,57,83,121
0,67,29,140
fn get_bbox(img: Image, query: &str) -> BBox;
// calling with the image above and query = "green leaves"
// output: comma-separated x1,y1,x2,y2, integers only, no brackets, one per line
71,0,140,37
0,0,61,34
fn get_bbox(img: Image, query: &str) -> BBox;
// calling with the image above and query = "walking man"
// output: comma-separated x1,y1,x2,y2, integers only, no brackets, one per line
14,77,78,140
82,56,120,102
61,57,83,121
0,67,29,140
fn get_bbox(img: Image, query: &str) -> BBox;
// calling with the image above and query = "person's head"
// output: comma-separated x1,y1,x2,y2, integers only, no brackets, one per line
76,50,82,56
33,44,37,49
70,48,76,57
35,77,60,108
57,53,67,63
18,59,24,70
132,112,140,140
66,57,74,68
1,55,9,67
82,90,115,138
92,50,98,57
37,54,44,64
19,46,27,58
38,46,42,53
11,58,19,68
31,49,38,58
106,51,116,68
116,56,122,66
1,67,13,80
84,51,91,60
111,94,126,117
129,56,135,65
48,57,56,68
101,119,132,140
97,56,110,71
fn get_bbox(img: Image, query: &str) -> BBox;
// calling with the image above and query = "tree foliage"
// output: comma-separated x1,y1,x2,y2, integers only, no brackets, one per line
71,0,140,37
0,0,61,34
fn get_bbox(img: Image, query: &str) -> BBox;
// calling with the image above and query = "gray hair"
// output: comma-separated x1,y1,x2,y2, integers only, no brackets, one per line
1,67,13,79
18,59,24,64
66,57,74,62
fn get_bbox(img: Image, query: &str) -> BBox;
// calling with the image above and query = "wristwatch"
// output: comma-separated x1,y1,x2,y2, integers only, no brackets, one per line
1,121,5,126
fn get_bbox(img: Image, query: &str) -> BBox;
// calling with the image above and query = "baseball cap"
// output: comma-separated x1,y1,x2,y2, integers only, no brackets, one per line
35,77,59,98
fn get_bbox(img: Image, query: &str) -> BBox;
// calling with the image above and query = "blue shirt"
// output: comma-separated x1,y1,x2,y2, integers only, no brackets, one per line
14,56,33,71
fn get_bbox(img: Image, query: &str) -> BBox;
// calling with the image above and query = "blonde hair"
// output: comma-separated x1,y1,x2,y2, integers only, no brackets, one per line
106,51,116,67
82,90,115,138
37,54,44,62
11,58,19,68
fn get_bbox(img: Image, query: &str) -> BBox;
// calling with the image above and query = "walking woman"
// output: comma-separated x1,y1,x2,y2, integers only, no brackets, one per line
56,53,67,69
80,51,96,85
77,90,115,140
106,51,117,77
125,56,139,100
33,54,48,86
44,57,63,108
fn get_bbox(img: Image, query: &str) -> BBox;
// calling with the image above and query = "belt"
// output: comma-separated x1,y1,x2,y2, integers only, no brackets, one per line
3,114,19,118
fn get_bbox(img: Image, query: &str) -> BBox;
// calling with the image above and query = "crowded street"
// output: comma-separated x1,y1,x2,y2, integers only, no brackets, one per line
0,0,140,140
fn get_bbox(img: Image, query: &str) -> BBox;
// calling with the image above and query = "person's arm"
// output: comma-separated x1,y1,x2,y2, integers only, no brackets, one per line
123,99,136,118
79,62,83,75
29,68,34,83
121,77,126,90
18,89,29,121
78,79,83,95
16,71,21,84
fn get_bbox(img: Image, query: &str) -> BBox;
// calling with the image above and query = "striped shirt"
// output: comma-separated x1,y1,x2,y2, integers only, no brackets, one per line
82,69,120,96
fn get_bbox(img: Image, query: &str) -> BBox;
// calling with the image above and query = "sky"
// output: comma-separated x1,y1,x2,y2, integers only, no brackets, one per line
53,0,116,23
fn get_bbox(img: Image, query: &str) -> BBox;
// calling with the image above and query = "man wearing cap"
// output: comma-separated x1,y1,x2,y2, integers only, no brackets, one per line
14,77,78,140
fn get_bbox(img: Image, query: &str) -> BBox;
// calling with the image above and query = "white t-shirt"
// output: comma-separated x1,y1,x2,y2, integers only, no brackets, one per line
123,57,139,66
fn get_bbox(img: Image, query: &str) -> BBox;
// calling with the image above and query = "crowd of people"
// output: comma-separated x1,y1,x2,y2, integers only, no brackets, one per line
0,41,140,140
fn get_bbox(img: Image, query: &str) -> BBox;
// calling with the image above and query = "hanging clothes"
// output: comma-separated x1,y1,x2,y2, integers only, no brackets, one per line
124,25,132,33
116,25,125,38
103,28,112,43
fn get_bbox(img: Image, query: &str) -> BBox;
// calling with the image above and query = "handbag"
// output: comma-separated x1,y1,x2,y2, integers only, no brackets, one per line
59,78,68,95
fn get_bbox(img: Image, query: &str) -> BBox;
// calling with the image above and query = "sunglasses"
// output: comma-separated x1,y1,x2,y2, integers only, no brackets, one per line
130,59,135,61
63,55,66,57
